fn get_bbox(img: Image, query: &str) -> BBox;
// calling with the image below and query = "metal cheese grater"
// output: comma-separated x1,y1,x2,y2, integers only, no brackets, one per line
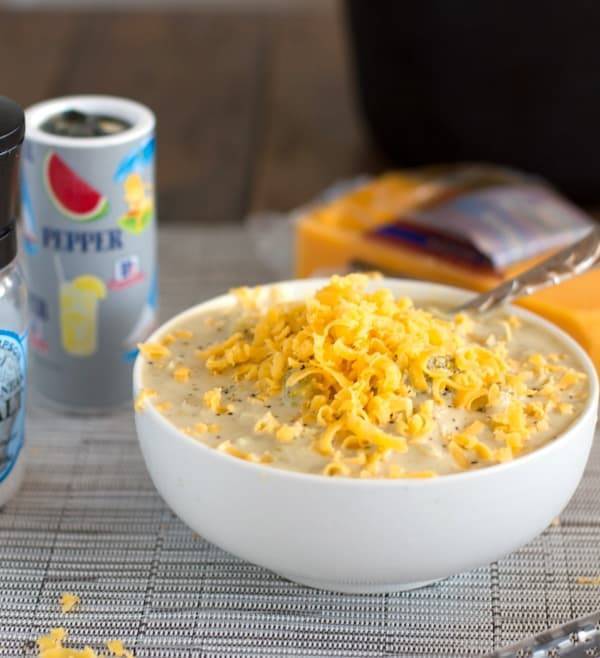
487,611,600,657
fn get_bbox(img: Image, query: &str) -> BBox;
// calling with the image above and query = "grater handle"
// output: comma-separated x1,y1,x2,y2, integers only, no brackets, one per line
487,610,600,657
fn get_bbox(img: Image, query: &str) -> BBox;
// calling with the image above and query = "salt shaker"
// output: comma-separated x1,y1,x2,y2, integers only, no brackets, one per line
0,96,27,505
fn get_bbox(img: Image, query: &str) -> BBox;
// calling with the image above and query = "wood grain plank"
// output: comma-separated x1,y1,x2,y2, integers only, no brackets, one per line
0,6,381,223
57,11,265,224
249,3,381,213
0,11,83,107
0,10,265,224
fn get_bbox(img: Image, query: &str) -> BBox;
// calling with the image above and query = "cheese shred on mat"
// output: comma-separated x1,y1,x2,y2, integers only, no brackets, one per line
59,592,80,614
35,596,135,657
36,627,134,658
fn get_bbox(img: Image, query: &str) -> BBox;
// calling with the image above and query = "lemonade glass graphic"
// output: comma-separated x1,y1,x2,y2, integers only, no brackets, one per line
60,275,107,357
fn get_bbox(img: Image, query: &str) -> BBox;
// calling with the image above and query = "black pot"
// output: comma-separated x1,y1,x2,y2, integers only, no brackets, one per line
346,0,600,202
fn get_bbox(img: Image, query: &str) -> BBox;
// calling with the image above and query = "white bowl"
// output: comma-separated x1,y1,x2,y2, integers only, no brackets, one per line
133,279,599,593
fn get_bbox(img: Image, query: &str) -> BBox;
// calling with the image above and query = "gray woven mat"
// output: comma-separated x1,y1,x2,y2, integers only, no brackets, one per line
1,227,598,658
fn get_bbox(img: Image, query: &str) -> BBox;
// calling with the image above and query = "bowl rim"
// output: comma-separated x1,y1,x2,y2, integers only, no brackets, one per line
134,277,599,488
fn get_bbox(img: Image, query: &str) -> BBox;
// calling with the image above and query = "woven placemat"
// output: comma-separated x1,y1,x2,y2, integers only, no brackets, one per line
1,227,598,658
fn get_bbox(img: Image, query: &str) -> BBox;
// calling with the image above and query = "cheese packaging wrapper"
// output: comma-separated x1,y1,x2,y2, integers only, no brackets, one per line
374,183,591,269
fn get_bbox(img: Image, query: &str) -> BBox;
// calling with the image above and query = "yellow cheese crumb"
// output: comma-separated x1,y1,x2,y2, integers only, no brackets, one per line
494,446,513,463
536,419,550,432
45,596,138,658
231,286,263,310
161,333,176,346
388,464,437,478
106,639,134,657
473,441,493,460
173,366,191,383
174,329,193,340
463,420,484,436
254,411,280,435
559,369,585,389
155,401,172,413
387,464,404,478
448,441,470,469
134,388,157,412
558,402,574,415
186,423,219,437
260,452,274,464
203,387,228,414
138,342,170,360
36,625,134,658
37,627,67,652
323,461,350,477
275,423,302,443
60,592,80,614
576,576,600,586
216,440,270,464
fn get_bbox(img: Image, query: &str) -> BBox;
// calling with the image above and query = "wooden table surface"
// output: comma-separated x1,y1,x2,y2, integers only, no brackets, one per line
1,3,383,224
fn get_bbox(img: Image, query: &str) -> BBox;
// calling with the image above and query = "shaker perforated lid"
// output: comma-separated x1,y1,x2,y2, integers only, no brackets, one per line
0,96,25,266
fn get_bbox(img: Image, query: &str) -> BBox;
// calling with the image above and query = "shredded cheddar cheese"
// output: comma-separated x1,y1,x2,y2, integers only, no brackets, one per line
193,274,585,473
217,440,272,464
173,366,191,383
60,592,80,613
137,342,170,360
35,596,135,657
275,422,303,443
161,333,176,346
36,628,135,658
254,411,280,435
106,639,134,657
203,387,232,414
134,388,157,412
388,464,437,479
139,274,588,478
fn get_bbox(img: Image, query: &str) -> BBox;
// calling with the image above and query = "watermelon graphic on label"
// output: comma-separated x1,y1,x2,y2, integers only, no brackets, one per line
44,151,109,221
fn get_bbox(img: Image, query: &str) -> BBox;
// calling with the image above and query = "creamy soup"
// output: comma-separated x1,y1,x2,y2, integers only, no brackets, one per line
137,275,588,478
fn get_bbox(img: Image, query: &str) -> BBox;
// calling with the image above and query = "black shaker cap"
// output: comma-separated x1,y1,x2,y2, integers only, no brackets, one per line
0,96,25,266
0,96,24,153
